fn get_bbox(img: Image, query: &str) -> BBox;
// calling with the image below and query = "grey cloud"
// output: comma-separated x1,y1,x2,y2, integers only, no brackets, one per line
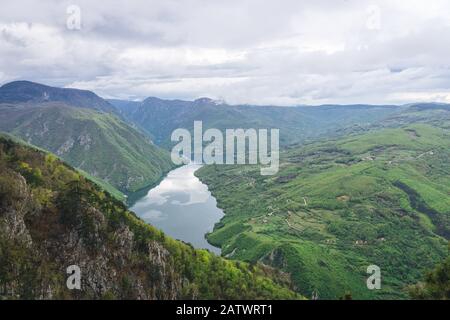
1,0,450,105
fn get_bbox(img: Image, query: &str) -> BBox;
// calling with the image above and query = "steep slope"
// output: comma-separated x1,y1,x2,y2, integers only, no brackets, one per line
196,109,450,299
0,103,174,195
107,99,142,118
0,137,300,300
0,81,116,113
109,97,400,147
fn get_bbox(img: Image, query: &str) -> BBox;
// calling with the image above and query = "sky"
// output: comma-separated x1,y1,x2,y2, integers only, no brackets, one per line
1,0,450,105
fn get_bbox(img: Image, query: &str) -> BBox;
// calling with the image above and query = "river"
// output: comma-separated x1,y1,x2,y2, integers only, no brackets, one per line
130,164,224,254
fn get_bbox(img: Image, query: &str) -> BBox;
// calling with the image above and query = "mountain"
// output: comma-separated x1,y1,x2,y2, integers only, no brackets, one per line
0,103,174,196
107,99,142,118
195,107,450,299
0,81,116,113
109,97,402,148
0,81,175,198
0,137,300,299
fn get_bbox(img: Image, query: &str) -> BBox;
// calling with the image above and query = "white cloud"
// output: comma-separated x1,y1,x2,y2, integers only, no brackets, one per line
1,0,450,105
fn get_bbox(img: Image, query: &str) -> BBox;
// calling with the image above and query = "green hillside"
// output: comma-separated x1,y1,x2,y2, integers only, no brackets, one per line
110,97,400,148
0,103,174,196
196,115,450,299
0,137,301,300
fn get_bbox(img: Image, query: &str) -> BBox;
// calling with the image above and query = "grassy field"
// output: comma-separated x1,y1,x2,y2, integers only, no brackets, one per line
196,115,450,299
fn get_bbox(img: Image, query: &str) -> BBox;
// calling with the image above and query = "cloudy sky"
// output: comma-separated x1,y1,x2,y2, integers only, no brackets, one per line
1,0,450,105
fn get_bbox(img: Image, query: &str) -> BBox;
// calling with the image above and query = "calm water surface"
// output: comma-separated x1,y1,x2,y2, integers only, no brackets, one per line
130,164,224,254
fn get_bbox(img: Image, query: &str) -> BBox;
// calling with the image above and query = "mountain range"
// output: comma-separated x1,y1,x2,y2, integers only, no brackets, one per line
0,81,116,113
0,80,448,300
109,97,402,148
0,81,175,200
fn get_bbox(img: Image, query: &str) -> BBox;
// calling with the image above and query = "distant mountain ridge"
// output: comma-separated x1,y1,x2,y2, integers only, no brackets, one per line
109,97,403,147
0,81,117,113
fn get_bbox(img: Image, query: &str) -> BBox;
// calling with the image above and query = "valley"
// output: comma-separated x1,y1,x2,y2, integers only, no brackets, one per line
0,137,300,299
2,0,450,304
0,82,175,200
109,98,401,148
0,81,448,300
195,110,450,299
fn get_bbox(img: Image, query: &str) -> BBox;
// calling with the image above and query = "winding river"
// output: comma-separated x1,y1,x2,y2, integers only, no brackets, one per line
130,164,224,254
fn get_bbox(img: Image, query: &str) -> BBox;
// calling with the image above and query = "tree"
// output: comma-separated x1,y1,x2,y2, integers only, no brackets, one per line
409,255,450,300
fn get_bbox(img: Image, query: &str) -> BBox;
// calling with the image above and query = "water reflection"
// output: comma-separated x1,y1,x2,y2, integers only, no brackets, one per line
130,164,223,254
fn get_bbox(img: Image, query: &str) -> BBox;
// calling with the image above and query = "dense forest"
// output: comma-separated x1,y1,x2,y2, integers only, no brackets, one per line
409,252,449,300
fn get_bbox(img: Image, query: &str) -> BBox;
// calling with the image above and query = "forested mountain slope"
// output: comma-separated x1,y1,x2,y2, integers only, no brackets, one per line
0,103,174,196
0,137,300,300
196,108,450,299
